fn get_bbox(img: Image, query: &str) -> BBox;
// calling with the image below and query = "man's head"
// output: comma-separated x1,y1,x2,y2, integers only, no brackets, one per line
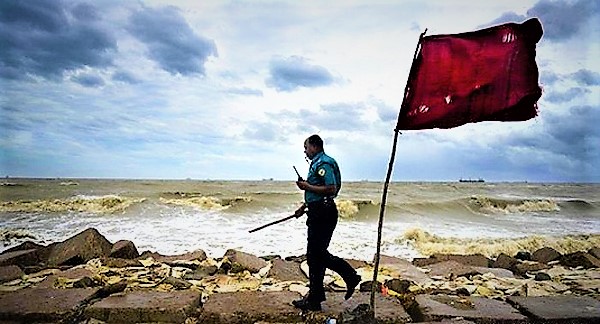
304,134,323,160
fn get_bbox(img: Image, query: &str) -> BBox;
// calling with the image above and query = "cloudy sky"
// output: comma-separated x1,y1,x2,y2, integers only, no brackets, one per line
1,0,598,182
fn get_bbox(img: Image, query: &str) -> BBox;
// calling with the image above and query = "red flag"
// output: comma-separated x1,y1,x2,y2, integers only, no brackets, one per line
397,18,543,130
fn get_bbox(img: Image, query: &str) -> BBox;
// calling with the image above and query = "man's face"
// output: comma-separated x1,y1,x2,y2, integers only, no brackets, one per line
304,140,318,160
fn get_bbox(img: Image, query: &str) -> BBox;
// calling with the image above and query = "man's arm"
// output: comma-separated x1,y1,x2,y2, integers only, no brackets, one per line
296,181,336,195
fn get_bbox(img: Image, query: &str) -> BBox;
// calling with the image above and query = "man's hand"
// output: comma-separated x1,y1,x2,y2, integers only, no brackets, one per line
296,180,309,191
294,204,307,217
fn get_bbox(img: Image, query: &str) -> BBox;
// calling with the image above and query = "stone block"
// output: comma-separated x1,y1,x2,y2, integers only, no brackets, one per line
376,254,431,285
0,266,23,283
492,253,518,270
109,240,139,259
531,247,562,264
560,251,600,269
0,288,99,322
412,294,527,323
199,291,302,323
222,249,268,273
323,292,411,323
268,258,307,282
86,290,201,323
508,295,600,323
47,228,112,266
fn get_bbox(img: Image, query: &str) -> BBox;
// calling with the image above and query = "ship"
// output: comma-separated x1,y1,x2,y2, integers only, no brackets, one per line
459,178,485,183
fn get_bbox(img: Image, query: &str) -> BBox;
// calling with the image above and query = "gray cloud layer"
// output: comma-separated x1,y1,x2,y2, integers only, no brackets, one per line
266,56,335,91
0,0,116,80
127,6,217,76
486,0,599,41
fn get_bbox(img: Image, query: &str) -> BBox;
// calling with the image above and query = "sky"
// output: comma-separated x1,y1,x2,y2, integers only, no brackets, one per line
1,0,598,182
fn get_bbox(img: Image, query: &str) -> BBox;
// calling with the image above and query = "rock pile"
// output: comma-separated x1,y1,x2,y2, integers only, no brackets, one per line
1,227,599,323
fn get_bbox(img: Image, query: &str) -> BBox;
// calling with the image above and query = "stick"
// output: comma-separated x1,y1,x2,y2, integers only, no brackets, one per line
248,214,300,233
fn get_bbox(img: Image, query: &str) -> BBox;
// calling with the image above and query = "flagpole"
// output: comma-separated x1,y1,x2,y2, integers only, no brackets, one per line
370,28,427,313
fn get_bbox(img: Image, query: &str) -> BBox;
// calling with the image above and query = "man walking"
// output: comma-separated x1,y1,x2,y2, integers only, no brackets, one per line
292,134,361,311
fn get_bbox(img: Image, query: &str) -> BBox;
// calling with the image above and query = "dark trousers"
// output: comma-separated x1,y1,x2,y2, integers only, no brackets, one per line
306,200,356,302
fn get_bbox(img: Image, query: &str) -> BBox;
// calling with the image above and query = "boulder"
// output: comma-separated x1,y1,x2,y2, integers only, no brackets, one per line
384,278,413,294
513,261,550,277
531,247,562,264
267,258,307,282
0,265,24,283
534,272,551,281
589,247,600,259
46,228,112,266
414,254,492,268
138,249,206,263
184,265,218,280
37,267,96,289
222,249,268,274
426,261,479,279
376,254,431,285
507,295,600,323
492,253,518,270
560,251,600,269
3,241,45,253
515,251,531,261
0,248,44,268
109,240,139,259
101,257,143,268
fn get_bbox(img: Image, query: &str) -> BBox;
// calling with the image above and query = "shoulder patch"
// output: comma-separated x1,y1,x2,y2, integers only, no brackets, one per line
318,168,326,176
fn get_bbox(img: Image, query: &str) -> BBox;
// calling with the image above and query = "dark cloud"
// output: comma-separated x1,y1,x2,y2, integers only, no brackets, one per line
0,0,116,80
540,71,559,86
486,0,599,42
266,56,334,92
571,69,600,86
300,103,366,131
544,87,590,103
127,6,217,76
71,73,104,87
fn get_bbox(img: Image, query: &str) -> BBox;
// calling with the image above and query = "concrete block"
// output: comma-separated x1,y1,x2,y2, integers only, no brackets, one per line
508,295,600,323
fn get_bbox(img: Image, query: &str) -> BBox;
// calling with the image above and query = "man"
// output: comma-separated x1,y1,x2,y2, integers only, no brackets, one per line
292,134,361,311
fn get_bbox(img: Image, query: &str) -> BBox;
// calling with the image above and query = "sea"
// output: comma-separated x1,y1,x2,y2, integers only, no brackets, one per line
1,179,599,261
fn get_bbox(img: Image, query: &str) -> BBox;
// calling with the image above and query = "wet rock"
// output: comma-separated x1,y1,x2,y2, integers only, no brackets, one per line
259,254,281,261
413,257,438,267
267,258,307,282
164,276,192,290
532,247,562,264
199,291,302,323
560,251,600,269
184,265,218,280
72,276,96,288
508,295,600,323
86,290,201,323
534,272,551,281
426,261,479,279
95,280,127,298
346,259,369,269
36,267,96,289
284,254,307,263
101,257,143,268
109,240,139,259
0,249,44,268
138,249,207,263
515,251,531,261
471,266,515,278
492,253,518,270
430,254,492,268
0,265,23,283
513,261,550,277
377,254,431,285
222,249,268,274
47,228,112,266
411,294,527,323
589,247,600,259
339,303,375,324
0,288,100,322
384,278,413,294
3,241,45,254
326,292,411,323
359,280,382,293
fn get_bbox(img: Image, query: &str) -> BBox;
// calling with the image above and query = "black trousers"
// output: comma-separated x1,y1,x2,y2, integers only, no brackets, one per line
306,200,356,302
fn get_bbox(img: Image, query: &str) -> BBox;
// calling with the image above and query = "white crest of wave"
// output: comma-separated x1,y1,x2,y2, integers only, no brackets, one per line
0,195,144,214
399,228,600,258
471,196,559,214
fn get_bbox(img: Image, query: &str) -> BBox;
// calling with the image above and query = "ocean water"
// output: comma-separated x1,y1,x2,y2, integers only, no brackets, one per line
1,179,599,261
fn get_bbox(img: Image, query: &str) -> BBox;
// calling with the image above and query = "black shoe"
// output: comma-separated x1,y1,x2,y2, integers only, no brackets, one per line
345,273,361,300
292,297,322,311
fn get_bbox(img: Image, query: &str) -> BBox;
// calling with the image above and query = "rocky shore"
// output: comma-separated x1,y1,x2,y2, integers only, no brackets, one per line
1,228,599,323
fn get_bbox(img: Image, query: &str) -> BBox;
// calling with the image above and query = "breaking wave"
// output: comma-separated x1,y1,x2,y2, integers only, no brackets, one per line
336,199,380,219
398,228,600,258
159,196,253,211
0,228,37,246
0,195,145,214
465,196,560,214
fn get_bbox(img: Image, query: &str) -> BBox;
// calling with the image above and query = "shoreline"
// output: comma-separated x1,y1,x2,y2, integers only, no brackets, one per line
1,228,599,323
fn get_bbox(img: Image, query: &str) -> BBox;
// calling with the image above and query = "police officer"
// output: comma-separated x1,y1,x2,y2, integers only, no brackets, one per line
292,134,361,311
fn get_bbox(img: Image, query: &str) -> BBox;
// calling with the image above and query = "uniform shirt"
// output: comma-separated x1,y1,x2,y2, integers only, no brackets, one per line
305,151,341,203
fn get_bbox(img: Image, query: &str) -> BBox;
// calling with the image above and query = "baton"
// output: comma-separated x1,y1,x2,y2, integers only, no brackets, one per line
248,213,301,233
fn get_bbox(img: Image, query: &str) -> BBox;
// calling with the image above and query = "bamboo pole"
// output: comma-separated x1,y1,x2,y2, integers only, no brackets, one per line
370,29,427,313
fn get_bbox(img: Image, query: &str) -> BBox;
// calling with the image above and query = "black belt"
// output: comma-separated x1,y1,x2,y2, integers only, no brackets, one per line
307,197,335,206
